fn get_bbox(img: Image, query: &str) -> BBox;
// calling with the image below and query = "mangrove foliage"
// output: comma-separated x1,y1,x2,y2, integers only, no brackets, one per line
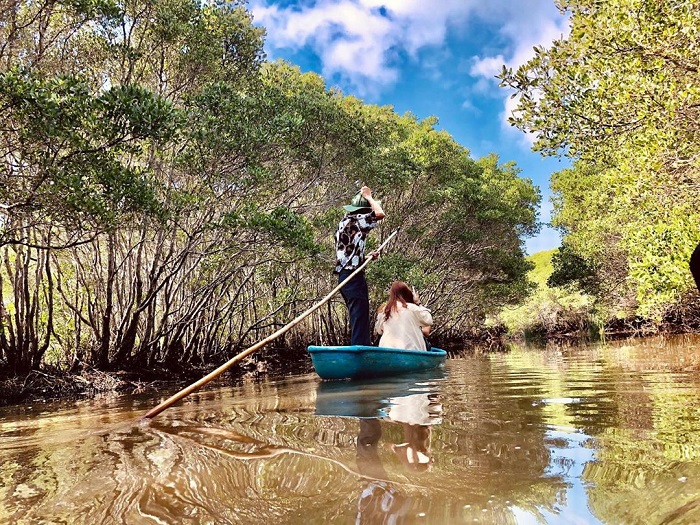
500,0,700,332
0,0,540,378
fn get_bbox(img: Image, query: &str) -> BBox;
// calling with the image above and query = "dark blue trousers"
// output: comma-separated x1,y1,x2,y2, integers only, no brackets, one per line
338,269,372,346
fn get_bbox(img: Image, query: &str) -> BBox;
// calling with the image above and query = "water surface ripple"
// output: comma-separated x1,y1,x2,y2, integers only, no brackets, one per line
3,335,700,524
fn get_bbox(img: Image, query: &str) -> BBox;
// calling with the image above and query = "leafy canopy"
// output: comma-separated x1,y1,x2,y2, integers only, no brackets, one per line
500,0,700,318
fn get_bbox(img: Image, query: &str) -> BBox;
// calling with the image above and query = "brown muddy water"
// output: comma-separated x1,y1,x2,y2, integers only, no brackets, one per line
3,335,700,524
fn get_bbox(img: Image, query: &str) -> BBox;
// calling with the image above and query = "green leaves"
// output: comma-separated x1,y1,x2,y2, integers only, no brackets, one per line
63,0,121,19
246,206,321,256
0,69,176,230
218,205,321,256
548,243,599,294
504,0,700,320
0,0,547,373
98,84,181,143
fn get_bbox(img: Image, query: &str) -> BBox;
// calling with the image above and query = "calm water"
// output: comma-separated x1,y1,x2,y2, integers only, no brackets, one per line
3,335,700,524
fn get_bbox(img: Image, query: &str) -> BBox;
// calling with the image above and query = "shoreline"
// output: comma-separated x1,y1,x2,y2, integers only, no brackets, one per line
2,326,699,408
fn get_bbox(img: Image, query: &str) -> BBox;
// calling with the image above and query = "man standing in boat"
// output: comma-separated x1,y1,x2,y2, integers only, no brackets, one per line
335,186,386,346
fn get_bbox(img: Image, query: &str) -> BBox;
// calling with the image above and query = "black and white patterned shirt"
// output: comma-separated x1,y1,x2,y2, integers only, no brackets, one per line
334,211,379,273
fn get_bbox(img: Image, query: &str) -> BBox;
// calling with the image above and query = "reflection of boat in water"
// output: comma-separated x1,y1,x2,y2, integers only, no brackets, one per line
307,345,447,380
316,370,444,521
314,368,446,421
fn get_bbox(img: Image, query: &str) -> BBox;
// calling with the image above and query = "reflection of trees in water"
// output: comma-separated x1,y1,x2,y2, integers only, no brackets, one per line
585,453,700,525
0,368,557,524
583,380,700,524
0,407,151,523
8,339,700,523
343,358,568,523
502,338,700,524
11,420,367,523
563,340,700,524
436,357,566,520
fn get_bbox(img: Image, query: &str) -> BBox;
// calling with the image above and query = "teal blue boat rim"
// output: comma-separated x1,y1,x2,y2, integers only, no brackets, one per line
308,345,446,356
307,345,447,380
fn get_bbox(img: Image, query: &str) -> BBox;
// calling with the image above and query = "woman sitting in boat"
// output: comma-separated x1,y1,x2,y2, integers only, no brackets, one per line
374,281,433,351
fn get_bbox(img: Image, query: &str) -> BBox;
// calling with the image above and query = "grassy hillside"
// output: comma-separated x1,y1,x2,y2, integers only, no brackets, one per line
496,248,595,339
526,249,556,288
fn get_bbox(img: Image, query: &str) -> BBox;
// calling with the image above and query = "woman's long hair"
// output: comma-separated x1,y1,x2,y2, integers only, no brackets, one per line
383,281,414,320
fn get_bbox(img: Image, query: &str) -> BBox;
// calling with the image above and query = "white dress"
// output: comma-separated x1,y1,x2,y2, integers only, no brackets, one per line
374,303,433,351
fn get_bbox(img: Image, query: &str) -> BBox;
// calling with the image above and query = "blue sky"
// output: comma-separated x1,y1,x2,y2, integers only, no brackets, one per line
249,0,571,254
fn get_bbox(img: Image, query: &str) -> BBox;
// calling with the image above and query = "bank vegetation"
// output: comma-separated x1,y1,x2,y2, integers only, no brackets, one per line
0,0,540,393
499,0,700,339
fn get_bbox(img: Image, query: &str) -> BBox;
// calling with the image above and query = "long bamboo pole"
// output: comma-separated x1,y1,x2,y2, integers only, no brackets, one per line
141,229,398,420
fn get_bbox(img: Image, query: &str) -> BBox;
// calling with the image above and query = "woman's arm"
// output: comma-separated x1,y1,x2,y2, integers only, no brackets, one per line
410,303,433,331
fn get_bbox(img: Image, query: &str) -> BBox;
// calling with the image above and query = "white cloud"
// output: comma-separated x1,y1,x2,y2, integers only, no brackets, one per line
469,54,505,79
250,0,483,96
251,1,392,95
467,54,507,98
250,1,569,252
461,98,481,115
251,0,568,131
486,15,568,145
476,13,570,145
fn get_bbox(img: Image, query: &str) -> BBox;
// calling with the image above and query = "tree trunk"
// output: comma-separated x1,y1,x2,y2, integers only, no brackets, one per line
97,233,116,369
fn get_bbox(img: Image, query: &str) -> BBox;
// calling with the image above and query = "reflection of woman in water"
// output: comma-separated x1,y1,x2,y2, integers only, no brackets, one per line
391,423,433,473
356,392,441,476
354,392,442,523
387,392,441,473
